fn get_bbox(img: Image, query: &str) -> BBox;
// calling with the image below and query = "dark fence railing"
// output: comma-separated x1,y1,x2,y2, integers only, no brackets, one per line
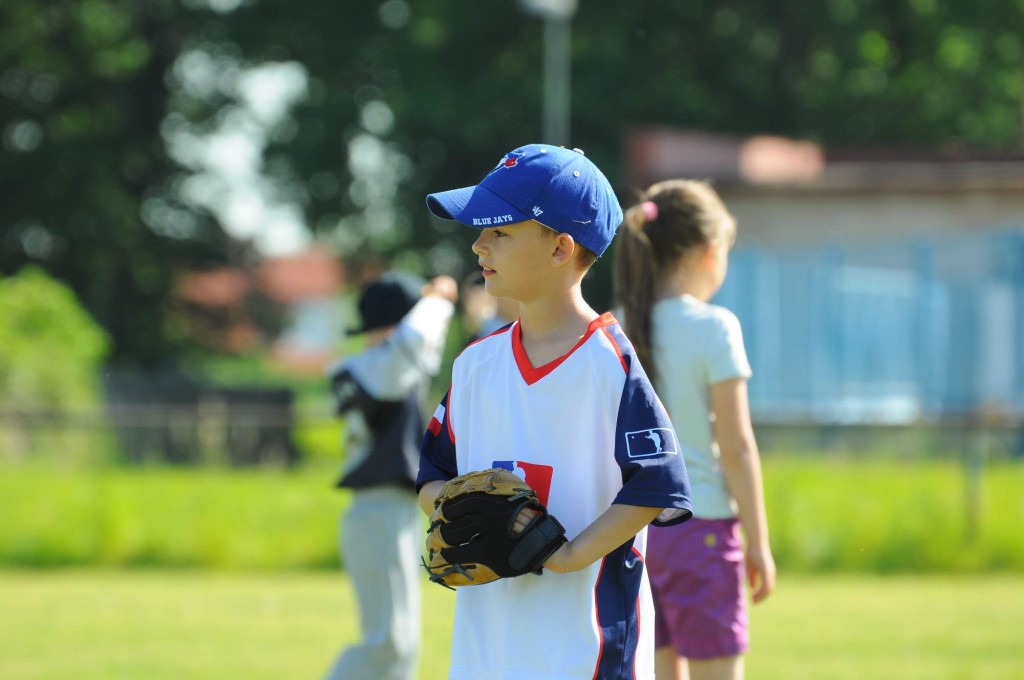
0,398,301,467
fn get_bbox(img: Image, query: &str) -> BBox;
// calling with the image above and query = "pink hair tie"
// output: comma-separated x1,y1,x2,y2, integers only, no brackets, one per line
639,200,658,222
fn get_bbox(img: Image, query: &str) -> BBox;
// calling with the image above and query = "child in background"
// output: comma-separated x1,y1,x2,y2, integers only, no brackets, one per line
418,144,692,680
323,271,457,680
614,180,776,680
460,270,518,344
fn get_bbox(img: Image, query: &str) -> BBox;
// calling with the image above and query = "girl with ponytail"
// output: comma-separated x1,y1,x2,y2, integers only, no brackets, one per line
614,180,775,680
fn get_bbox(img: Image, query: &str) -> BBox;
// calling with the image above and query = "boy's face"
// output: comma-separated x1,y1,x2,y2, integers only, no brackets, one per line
471,220,557,302
364,326,394,348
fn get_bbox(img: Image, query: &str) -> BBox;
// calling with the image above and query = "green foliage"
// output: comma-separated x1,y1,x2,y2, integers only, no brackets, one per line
0,266,110,408
0,464,345,569
0,267,118,462
5,0,1024,362
765,458,1024,573
0,0,229,364
208,0,1024,306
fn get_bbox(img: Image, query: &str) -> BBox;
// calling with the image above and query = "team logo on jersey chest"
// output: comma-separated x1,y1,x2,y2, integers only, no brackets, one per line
624,428,677,458
492,460,553,506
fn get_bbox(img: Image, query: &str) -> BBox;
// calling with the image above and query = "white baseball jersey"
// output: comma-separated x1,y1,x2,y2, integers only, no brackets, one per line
650,296,752,519
419,312,692,680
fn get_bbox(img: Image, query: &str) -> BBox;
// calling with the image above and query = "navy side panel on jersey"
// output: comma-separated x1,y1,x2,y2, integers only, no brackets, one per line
592,540,646,679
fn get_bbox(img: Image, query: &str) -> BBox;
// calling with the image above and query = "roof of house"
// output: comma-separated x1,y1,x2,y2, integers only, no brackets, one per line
176,268,250,308
625,127,1024,195
257,249,344,303
177,248,345,308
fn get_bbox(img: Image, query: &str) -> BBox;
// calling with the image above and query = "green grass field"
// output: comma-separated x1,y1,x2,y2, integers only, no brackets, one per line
1,570,1021,680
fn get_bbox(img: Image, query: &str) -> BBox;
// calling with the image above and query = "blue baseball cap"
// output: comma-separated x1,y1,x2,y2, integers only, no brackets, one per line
426,144,624,256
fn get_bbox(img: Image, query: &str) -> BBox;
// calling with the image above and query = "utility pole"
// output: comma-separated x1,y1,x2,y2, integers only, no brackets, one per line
519,0,578,147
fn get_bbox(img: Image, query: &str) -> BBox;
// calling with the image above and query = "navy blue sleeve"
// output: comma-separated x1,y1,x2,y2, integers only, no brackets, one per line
611,356,693,526
416,388,458,491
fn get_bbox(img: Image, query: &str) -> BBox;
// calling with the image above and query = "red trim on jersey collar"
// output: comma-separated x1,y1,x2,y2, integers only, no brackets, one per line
600,326,629,375
464,321,513,352
512,312,618,386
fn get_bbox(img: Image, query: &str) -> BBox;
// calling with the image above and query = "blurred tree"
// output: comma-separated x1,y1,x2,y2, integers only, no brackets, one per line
571,1,1024,150
203,0,554,285
0,0,229,365
206,0,1024,306
0,266,109,409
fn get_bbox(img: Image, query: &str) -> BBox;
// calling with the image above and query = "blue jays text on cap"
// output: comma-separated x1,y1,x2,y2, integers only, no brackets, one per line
425,144,625,257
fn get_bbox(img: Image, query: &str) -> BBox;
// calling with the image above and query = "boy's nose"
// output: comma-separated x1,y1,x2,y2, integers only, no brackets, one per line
471,234,487,256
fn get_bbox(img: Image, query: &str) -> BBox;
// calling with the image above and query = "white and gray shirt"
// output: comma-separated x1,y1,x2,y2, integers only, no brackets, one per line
327,296,455,490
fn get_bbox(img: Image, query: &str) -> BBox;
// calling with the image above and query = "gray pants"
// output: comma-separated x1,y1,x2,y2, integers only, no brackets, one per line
323,487,422,680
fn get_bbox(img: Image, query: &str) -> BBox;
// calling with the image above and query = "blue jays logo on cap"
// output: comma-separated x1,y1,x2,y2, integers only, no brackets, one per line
425,143,625,257
493,151,526,171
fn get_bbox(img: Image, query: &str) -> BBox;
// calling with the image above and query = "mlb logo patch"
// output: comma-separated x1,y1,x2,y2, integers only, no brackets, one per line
492,460,553,506
624,428,677,458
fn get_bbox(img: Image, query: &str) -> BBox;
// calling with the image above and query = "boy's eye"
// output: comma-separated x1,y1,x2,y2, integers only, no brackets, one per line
493,230,507,237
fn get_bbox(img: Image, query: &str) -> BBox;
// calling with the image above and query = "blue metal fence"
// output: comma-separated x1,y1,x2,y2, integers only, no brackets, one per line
714,227,1024,423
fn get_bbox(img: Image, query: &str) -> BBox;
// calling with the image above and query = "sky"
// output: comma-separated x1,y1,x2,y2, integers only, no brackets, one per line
166,51,312,257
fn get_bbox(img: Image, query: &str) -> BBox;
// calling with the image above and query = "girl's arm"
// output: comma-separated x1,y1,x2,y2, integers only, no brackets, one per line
711,377,776,602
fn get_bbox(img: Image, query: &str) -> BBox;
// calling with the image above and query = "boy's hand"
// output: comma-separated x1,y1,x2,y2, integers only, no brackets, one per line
512,505,540,534
424,275,458,303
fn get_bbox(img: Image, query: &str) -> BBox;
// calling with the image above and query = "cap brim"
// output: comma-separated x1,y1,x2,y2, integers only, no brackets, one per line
426,185,532,228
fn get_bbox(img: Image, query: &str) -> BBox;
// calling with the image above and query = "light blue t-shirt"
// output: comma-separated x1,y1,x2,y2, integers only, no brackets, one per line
651,295,752,519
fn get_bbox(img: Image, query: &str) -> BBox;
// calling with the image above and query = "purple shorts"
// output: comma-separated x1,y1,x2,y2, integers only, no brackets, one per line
647,517,748,660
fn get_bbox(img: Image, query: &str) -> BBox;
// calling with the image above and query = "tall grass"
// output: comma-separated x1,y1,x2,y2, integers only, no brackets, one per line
1,457,1021,572
0,464,345,569
764,458,1024,572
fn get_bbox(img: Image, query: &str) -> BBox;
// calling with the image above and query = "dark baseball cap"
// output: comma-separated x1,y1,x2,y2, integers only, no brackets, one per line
348,271,425,335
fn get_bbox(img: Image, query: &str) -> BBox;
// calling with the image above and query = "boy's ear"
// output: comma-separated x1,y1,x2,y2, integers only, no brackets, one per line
550,233,578,266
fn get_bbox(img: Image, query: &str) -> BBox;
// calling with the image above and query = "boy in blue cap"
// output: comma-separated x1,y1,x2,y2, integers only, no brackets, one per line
417,144,693,680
